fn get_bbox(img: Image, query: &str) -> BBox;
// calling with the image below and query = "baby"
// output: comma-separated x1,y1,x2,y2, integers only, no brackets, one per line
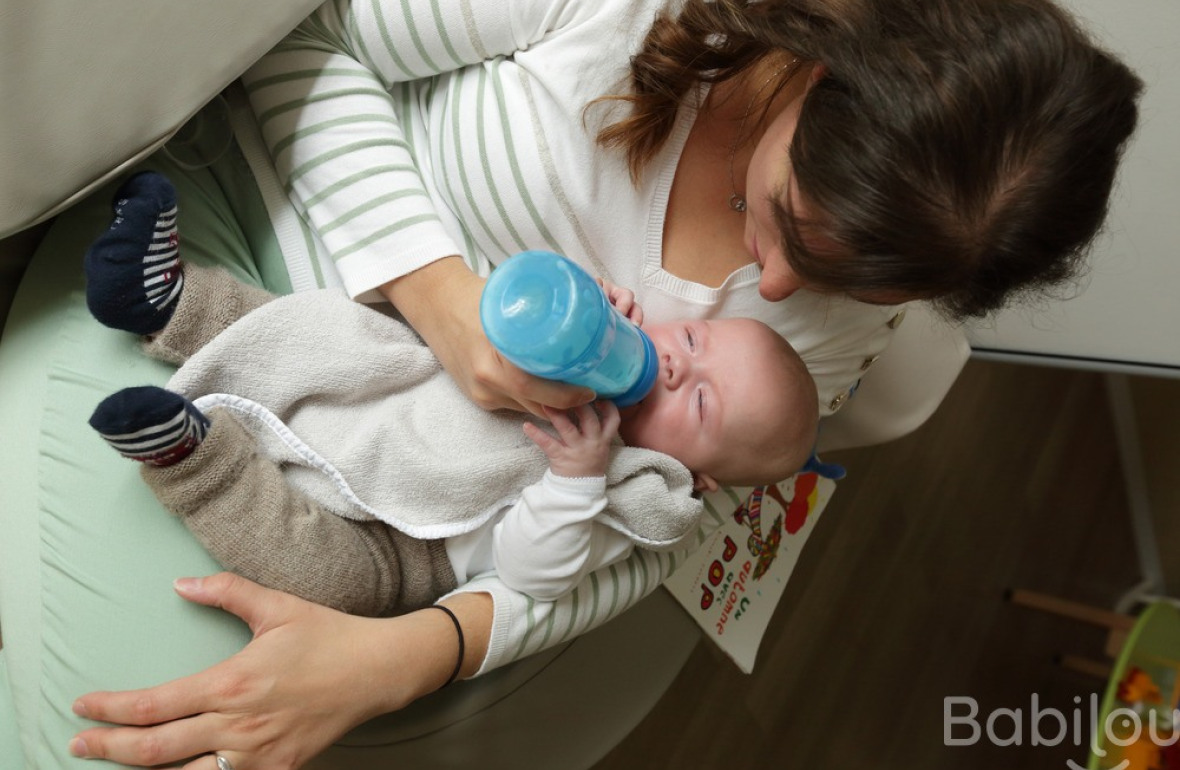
85,172,819,617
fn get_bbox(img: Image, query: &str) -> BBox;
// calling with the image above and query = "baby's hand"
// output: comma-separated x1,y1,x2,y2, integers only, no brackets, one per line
597,278,644,327
523,402,621,479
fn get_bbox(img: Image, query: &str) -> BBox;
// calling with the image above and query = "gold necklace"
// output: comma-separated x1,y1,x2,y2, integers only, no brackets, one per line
727,58,799,213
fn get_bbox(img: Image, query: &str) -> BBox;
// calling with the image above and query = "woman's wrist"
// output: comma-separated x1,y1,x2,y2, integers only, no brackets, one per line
377,254,593,414
437,591,493,680
367,591,494,713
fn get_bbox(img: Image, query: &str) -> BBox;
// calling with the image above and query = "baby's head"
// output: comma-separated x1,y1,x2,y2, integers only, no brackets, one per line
618,318,818,492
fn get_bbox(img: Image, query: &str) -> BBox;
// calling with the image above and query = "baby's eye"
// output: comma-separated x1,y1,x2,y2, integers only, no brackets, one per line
686,329,696,351
697,388,705,419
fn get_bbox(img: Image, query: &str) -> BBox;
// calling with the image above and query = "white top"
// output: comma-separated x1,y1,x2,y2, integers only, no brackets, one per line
243,0,899,673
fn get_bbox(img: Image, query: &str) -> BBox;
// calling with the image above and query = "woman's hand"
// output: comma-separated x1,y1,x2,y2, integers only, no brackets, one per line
70,573,492,770
382,257,594,416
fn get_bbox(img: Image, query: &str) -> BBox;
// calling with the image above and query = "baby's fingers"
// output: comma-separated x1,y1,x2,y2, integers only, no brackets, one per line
597,400,621,436
612,290,643,326
523,421,559,453
596,279,643,325
540,404,575,433
573,403,602,435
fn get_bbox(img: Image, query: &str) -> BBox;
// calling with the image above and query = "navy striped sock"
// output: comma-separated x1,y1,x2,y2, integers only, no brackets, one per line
90,386,210,467
85,171,185,335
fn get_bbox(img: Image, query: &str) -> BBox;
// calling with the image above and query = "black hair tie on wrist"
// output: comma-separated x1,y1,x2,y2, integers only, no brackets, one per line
429,604,465,688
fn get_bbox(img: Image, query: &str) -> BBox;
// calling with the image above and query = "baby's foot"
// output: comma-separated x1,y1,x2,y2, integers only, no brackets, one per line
85,171,184,335
89,386,209,467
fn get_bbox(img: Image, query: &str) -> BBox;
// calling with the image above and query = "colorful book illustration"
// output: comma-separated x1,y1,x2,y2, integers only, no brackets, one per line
663,471,837,673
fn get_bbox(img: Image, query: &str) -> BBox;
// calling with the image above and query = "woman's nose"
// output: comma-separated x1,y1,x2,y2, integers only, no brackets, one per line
758,266,805,301
756,247,806,301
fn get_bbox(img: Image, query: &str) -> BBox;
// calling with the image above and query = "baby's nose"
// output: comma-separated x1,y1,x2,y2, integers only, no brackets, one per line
663,353,685,389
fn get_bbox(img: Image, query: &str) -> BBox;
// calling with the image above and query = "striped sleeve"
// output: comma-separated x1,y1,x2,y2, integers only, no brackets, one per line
241,0,577,297
449,487,738,675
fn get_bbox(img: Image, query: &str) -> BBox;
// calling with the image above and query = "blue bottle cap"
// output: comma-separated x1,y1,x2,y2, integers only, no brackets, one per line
480,251,607,377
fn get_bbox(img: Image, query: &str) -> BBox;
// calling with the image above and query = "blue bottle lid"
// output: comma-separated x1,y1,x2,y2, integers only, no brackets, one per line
480,251,608,377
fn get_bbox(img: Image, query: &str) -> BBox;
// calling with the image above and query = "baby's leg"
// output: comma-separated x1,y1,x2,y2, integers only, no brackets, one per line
142,262,274,365
89,387,455,616
85,171,274,364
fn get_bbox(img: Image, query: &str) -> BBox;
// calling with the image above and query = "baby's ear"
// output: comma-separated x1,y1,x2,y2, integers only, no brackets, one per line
692,472,719,494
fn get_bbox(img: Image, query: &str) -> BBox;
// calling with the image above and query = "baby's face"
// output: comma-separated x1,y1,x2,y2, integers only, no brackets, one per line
618,318,812,486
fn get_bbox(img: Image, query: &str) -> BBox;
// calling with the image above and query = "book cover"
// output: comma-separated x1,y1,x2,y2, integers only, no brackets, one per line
663,471,837,673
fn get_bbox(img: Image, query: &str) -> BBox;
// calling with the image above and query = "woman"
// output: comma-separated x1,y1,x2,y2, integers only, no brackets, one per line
69,0,1141,767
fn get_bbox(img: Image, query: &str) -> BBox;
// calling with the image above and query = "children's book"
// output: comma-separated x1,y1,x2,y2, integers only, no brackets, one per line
662,471,837,673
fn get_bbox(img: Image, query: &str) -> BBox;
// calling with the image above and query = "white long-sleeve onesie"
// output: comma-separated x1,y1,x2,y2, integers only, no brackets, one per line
450,471,633,602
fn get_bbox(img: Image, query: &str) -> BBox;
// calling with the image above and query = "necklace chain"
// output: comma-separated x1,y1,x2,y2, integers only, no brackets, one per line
727,58,799,213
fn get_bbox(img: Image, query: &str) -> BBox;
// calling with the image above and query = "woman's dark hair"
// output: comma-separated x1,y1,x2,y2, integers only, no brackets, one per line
596,0,1144,318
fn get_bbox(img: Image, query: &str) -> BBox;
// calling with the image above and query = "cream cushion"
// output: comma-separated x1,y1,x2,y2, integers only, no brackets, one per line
0,0,322,238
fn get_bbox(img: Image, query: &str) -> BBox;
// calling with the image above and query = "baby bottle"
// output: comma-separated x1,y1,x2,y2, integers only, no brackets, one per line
480,250,658,407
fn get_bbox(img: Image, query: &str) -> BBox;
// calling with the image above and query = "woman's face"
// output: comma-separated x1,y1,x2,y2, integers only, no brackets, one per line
742,94,808,302
741,75,917,308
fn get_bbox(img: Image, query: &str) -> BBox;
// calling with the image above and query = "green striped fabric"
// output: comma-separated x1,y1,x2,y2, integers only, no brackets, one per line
241,0,613,298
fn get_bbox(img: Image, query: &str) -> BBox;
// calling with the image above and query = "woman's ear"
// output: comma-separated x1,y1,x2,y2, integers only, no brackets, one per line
806,62,828,90
693,472,719,494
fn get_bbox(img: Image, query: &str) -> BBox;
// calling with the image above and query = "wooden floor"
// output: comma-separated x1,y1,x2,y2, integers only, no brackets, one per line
595,359,1179,770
